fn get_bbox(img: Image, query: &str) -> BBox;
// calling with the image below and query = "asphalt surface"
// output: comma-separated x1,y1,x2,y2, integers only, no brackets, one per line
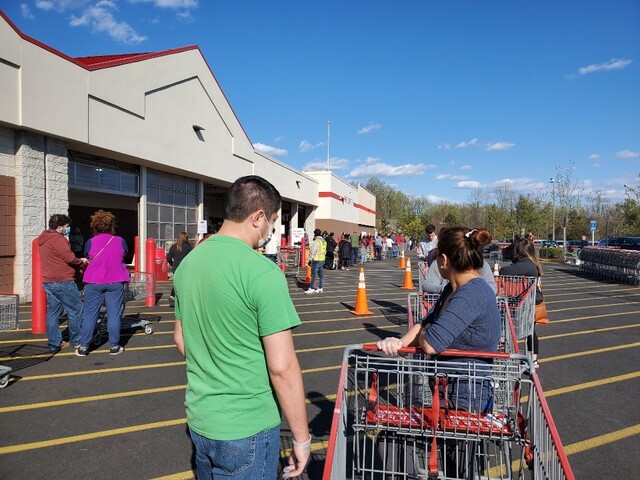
0,253,638,479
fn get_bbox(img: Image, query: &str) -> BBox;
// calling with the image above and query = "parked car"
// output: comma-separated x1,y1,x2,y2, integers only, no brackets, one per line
565,240,583,252
604,237,640,250
541,240,558,248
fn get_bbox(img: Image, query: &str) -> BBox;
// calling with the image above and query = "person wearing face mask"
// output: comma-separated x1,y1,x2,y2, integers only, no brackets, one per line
36,214,88,353
173,176,310,480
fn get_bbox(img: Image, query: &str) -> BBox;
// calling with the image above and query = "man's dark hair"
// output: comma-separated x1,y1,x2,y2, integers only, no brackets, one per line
49,214,72,229
225,176,281,222
425,224,436,235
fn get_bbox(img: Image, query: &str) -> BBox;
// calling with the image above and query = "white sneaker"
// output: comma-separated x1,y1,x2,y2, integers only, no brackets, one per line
304,288,316,294
315,288,323,293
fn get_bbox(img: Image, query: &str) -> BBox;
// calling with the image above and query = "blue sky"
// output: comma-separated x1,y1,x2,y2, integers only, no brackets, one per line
2,0,639,204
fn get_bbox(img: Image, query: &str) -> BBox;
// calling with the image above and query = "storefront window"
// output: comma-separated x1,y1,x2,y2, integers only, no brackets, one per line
147,169,199,247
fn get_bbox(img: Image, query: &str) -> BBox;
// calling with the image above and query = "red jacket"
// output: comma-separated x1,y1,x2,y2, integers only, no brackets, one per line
36,229,84,283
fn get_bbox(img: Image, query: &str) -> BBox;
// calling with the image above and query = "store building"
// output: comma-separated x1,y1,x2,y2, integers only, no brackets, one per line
304,170,376,237
0,12,320,300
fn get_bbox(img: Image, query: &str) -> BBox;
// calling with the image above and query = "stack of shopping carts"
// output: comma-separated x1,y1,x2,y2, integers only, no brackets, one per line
0,293,19,388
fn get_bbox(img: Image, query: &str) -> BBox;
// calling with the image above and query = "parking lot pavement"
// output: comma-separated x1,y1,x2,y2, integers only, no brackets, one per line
0,255,638,479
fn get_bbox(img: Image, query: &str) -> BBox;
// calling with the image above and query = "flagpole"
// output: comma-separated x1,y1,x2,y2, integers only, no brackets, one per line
327,120,331,170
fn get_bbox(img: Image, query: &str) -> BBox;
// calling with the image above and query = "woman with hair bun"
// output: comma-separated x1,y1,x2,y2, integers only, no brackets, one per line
378,227,501,477
378,227,501,408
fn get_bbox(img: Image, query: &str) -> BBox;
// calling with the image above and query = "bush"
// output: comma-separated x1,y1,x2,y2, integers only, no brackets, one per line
539,247,564,259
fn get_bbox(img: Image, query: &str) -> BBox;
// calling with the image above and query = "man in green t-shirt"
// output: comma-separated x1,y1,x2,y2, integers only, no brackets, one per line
173,176,310,479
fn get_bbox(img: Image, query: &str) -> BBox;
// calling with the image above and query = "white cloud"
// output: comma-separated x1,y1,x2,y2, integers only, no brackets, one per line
492,178,546,193
70,3,147,43
21,3,35,18
455,138,478,149
588,153,600,161
438,143,451,150
460,164,472,170
456,181,482,189
35,1,56,10
436,173,468,181
485,141,515,151
357,123,381,135
578,58,632,75
253,143,287,157
298,140,324,153
303,157,349,171
346,159,435,179
616,149,639,159
128,0,198,8
274,136,284,143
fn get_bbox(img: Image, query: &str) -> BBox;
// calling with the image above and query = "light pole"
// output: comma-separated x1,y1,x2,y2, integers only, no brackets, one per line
549,178,556,242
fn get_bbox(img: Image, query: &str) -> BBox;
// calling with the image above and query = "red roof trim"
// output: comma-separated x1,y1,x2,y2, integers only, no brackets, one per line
0,9,255,146
0,10,198,71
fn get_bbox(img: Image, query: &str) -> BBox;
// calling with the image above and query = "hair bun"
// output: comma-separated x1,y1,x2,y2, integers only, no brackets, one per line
474,228,493,246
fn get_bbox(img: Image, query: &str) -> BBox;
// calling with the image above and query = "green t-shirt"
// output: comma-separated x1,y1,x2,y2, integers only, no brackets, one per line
350,235,360,248
174,234,301,440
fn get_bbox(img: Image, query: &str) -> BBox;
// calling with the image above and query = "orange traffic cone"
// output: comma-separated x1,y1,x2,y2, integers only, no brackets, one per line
350,268,373,315
304,265,312,284
398,249,406,269
401,259,415,290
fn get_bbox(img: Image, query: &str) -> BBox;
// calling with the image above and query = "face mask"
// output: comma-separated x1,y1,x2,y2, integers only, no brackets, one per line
64,226,71,236
256,215,275,248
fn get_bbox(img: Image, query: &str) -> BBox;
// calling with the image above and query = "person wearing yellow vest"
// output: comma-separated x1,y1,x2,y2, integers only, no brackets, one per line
305,229,327,294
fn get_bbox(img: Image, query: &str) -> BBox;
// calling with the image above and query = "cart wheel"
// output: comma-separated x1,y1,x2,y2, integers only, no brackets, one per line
92,335,102,347
144,325,153,335
0,375,9,388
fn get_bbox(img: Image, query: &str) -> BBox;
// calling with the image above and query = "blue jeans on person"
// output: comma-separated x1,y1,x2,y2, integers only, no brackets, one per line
350,247,358,266
309,260,324,290
43,281,83,350
189,425,280,479
79,282,125,348
265,254,277,263
359,247,367,264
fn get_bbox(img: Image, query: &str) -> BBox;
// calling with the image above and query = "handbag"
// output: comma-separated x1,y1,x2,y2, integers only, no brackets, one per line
534,277,549,324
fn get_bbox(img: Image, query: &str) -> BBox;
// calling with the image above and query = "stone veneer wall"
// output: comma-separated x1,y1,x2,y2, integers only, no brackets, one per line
14,130,69,302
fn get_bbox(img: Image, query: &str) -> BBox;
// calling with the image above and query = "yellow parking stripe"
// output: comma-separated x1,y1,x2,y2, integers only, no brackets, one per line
540,324,640,340
541,342,640,363
21,361,186,381
564,424,640,455
0,418,187,455
544,372,640,398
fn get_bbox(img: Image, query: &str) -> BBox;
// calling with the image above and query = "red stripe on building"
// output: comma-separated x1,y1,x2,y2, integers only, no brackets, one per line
318,192,376,214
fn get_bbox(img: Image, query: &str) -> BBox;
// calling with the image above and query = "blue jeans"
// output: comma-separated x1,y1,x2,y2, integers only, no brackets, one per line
350,247,358,265
43,281,83,349
309,260,324,289
79,282,125,348
359,247,367,264
189,425,280,479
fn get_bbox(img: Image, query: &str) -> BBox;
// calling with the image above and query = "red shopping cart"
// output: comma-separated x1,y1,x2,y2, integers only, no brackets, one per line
277,246,300,279
495,275,537,342
0,293,19,388
323,344,574,480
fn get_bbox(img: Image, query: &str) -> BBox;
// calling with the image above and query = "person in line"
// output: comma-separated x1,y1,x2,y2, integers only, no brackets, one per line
377,227,501,478
76,210,130,356
69,225,85,258
37,214,87,353
374,234,383,260
306,228,326,294
359,234,368,265
423,256,497,294
350,231,360,266
324,232,337,270
377,227,501,387
167,232,193,307
417,224,438,264
499,237,545,367
338,233,351,270
173,175,310,479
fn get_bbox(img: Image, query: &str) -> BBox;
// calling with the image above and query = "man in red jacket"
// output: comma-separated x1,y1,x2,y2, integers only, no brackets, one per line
36,214,87,353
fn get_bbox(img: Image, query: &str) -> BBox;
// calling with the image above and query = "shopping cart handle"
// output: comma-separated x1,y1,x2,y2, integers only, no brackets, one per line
362,343,512,359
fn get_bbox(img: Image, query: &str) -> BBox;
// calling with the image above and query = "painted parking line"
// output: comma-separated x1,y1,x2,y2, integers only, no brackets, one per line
563,424,640,455
540,324,640,341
